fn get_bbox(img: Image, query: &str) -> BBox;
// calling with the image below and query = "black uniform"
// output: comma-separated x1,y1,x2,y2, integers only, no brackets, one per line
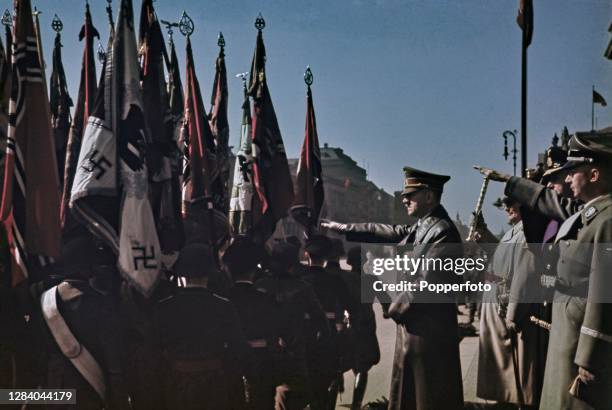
256,269,329,408
301,265,355,410
228,281,290,410
155,286,249,410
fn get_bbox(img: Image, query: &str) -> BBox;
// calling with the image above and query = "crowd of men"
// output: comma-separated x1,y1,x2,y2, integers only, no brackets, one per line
1,205,389,410
0,2,611,408
3,132,612,410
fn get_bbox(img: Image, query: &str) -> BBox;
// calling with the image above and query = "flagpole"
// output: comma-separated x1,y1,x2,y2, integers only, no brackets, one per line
592,85,595,131
520,26,527,177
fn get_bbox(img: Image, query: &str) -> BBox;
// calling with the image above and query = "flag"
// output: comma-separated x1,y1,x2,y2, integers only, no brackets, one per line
139,0,183,255
49,27,73,187
291,81,324,230
229,83,257,235
70,0,161,296
209,35,230,213
0,29,10,142
247,26,294,240
167,34,183,139
516,0,533,48
60,2,98,228
593,89,607,107
0,0,61,286
181,36,223,214
31,6,46,94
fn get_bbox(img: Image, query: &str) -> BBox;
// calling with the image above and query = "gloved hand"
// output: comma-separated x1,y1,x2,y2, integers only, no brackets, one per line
320,219,347,233
473,165,511,182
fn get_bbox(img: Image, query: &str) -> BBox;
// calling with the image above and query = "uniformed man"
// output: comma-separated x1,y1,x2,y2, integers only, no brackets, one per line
155,243,249,410
322,166,464,410
474,197,542,408
36,234,130,410
342,246,384,410
300,234,356,410
256,240,329,409
223,237,291,410
478,132,612,409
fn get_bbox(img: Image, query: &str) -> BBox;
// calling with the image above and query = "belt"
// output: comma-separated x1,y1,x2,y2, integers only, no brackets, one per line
172,358,224,373
248,339,268,348
325,312,336,320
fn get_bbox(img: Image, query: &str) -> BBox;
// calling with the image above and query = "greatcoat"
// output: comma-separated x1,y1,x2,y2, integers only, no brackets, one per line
342,204,464,410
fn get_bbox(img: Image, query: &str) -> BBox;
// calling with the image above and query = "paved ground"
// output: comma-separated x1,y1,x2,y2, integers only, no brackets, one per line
335,305,493,409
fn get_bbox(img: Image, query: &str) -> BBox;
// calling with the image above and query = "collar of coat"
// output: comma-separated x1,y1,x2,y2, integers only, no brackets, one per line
412,204,450,244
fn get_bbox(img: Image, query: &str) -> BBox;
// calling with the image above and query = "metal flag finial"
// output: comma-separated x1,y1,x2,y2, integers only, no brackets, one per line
304,66,313,86
254,13,265,31
97,42,106,64
236,72,249,88
51,14,63,33
161,19,179,41
179,11,194,37
1,9,11,27
218,32,225,48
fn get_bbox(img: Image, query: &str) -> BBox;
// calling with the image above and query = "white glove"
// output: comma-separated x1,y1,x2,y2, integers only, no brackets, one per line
320,219,347,233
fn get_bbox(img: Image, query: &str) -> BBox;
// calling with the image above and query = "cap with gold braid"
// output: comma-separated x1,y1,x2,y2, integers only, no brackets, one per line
402,166,450,195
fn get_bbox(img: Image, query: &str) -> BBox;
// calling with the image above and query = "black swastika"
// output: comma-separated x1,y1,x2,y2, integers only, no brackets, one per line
132,246,158,270
82,149,112,179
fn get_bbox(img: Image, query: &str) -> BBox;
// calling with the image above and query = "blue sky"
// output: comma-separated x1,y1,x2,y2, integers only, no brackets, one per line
6,0,612,232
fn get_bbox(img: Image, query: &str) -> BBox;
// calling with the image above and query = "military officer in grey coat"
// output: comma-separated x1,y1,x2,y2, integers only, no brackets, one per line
322,166,464,410
478,132,612,410
475,198,543,408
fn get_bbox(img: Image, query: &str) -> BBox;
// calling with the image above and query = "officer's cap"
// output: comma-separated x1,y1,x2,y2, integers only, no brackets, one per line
173,243,217,278
561,132,612,172
402,166,450,195
304,235,332,258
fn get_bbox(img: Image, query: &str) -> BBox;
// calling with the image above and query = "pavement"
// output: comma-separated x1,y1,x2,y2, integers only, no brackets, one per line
335,305,494,409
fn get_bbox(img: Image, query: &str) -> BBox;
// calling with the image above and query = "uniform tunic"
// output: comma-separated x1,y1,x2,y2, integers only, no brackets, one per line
504,177,612,409
540,195,612,410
